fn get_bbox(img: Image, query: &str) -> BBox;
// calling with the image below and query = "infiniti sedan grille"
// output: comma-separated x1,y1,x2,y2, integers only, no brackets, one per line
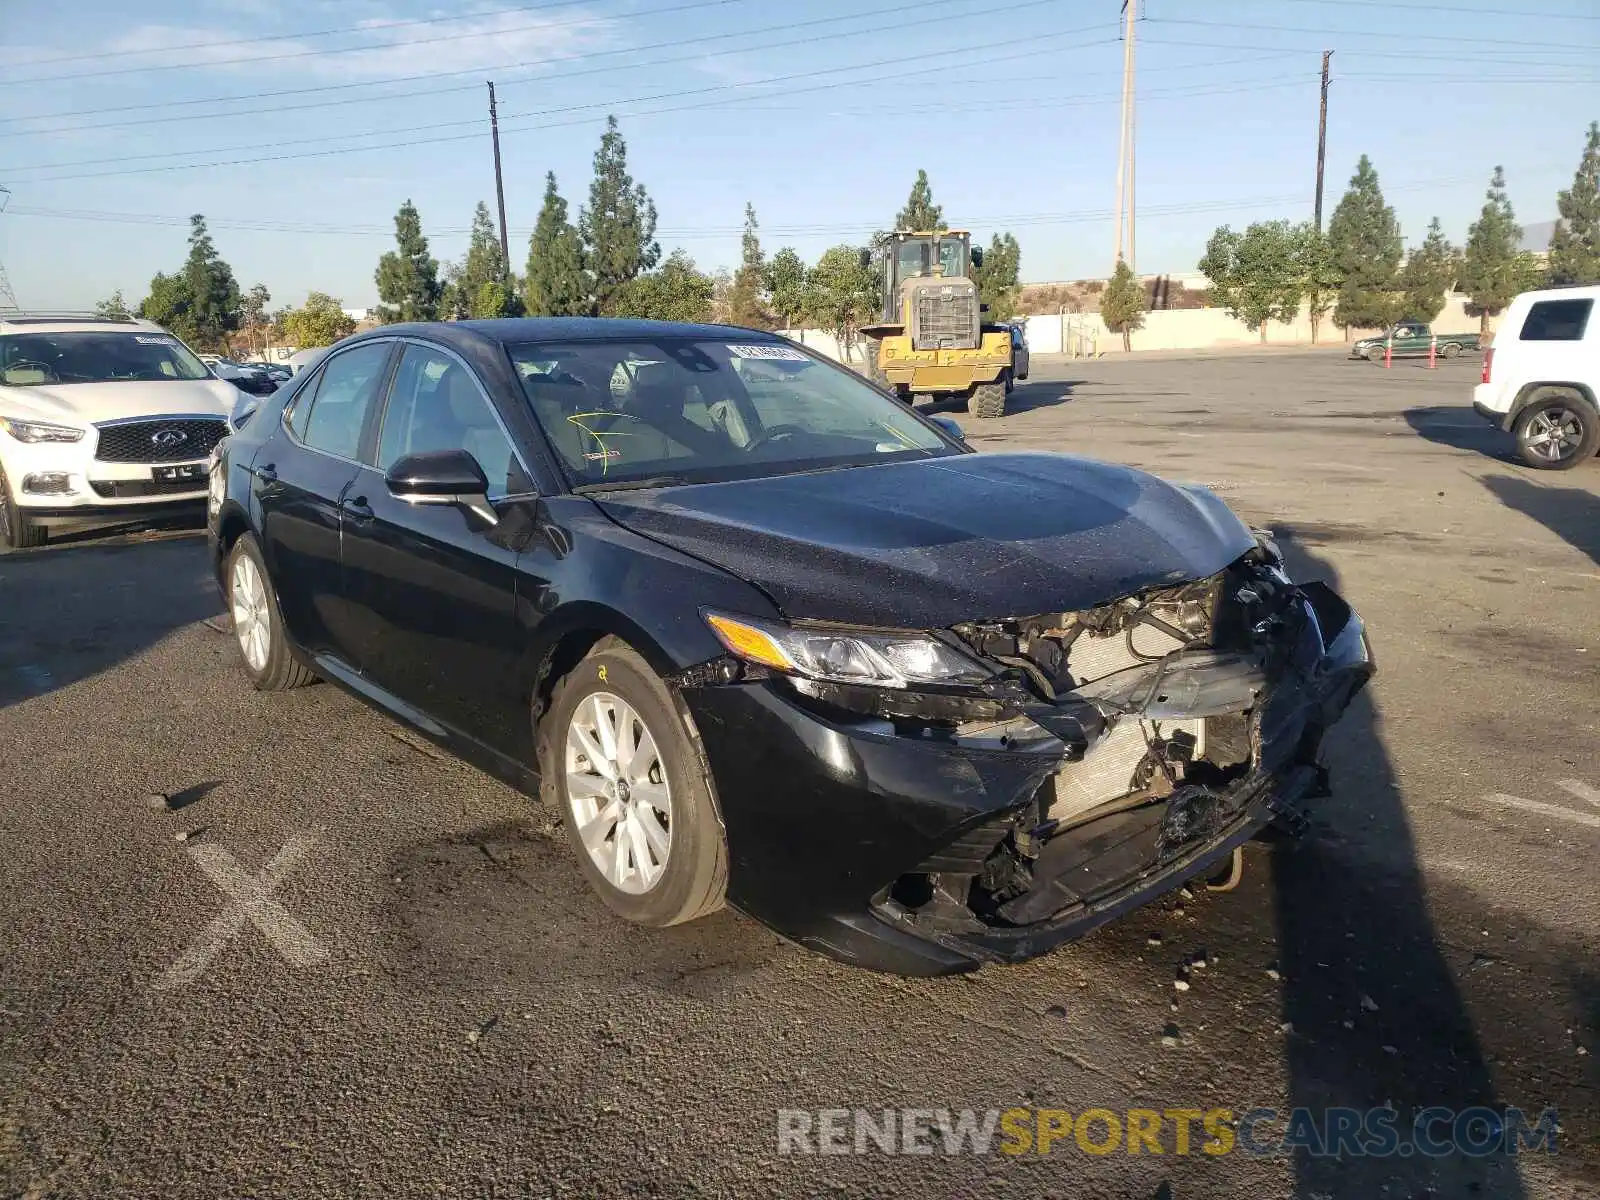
94,417,228,464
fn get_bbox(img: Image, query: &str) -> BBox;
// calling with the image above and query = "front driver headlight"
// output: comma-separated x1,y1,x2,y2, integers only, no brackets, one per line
0,416,85,443
704,611,992,689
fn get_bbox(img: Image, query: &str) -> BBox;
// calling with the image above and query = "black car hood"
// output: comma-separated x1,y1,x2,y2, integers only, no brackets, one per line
593,452,1258,628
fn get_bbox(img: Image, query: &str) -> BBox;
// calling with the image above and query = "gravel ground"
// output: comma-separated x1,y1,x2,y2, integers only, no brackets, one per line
1,349,1595,1200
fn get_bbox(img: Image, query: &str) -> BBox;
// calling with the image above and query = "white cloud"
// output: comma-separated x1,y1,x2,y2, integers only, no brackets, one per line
69,6,618,82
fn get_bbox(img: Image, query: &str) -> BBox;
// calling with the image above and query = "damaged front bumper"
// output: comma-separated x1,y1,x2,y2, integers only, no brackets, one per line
680,559,1374,977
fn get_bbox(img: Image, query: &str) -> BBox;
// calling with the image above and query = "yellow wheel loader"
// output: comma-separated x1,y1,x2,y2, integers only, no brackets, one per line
860,230,1016,418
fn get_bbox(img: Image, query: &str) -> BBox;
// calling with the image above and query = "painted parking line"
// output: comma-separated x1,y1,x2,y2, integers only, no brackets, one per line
1478,793,1600,831
154,832,328,991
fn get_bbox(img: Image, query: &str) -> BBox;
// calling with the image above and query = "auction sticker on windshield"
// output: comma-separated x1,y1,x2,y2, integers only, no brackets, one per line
135,336,177,345
728,344,808,361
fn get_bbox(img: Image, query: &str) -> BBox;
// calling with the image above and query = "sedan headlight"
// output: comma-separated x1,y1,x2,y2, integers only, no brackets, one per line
704,611,992,689
0,416,85,443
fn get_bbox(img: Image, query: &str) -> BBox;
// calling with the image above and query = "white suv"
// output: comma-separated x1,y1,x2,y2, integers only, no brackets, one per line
0,313,239,550
1472,284,1600,470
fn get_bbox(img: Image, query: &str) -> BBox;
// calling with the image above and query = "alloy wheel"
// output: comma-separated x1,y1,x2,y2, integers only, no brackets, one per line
1522,406,1584,464
564,692,672,894
230,553,271,672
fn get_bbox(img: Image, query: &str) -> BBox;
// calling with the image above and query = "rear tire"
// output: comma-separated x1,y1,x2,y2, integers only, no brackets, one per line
225,533,316,690
541,639,727,928
1512,392,1599,470
862,337,889,390
969,381,1007,419
1441,342,1462,359
0,466,47,553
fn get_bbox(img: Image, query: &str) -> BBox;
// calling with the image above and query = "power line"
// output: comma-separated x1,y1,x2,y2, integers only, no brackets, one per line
1148,16,1600,53
6,169,1566,243
1273,0,1600,20
6,24,1121,184
0,0,1019,137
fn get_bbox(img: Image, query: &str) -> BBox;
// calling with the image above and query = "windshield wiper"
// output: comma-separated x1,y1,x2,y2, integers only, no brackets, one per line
571,474,694,494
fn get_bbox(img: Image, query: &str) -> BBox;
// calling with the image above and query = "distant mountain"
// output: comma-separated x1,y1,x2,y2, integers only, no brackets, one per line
1520,220,1556,253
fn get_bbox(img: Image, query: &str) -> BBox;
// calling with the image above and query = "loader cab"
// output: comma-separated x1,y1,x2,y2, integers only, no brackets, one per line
877,231,980,324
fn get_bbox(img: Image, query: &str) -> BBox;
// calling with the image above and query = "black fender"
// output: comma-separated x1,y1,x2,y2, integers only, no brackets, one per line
1505,381,1599,432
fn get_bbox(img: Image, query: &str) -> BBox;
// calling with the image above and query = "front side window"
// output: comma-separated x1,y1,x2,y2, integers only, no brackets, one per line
1520,298,1593,342
509,338,954,488
377,344,528,499
298,342,392,460
0,331,209,386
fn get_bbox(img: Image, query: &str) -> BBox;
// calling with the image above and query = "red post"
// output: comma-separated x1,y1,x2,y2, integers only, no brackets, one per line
1427,334,1437,369
1384,338,1392,369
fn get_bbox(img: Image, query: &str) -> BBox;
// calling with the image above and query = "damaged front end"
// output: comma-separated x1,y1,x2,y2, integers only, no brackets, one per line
870,533,1374,960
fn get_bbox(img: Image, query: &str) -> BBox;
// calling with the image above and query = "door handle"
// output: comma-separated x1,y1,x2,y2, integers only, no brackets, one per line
341,497,374,522
255,463,278,484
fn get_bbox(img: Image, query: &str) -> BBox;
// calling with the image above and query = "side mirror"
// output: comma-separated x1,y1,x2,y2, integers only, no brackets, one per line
858,248,871,270
927,415,966,443
385,449,499,526
970,247,984,269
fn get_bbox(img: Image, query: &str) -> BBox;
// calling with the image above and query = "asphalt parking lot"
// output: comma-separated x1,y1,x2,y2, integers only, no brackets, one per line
2,349,1596,1199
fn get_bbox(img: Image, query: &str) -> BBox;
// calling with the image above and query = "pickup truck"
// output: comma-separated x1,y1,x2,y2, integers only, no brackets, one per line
1350,322,1480,361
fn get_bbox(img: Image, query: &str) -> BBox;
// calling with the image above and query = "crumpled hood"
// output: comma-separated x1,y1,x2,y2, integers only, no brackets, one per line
0,379,237,426
594,452,1258,628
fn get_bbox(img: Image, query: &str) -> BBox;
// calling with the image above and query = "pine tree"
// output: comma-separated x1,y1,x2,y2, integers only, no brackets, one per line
579,116,659,316
895,170,944,232
1461,166,1539,338
726,203,772,328
1398,217,1457,323
524,173,588,316
138,272,196,343
972,232,1021,320
1327,155,1403,333
182,215,242,351
94,290,131,320
1099,259,1146,351
374,199,442,323
766,247,808,331
1549,121,1600,286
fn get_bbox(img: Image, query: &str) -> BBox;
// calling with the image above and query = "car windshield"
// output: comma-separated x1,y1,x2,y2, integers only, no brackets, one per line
0,331,210,386
508,338,956,488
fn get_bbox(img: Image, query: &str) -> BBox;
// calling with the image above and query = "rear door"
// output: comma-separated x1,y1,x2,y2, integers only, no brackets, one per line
1514,295,1596,389
338,339,533,753
254,339,396,659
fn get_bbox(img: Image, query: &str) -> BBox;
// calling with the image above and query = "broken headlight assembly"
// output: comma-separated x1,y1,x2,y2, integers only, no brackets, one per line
704,611,994,689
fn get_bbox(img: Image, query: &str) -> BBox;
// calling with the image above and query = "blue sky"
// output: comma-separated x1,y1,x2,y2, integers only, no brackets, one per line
3,0,1597,312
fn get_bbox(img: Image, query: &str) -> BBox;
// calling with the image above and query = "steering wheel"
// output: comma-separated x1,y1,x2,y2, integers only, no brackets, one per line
743,423,807,454
4,359,58,383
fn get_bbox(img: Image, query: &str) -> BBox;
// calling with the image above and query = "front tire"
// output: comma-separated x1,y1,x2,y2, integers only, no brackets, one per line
969,381,1007,419
542,640,727,927
0,466,47,553
1513,393,1599,470
225,534,316,690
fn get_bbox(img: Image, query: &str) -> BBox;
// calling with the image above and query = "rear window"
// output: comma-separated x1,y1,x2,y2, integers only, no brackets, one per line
1519,298,1593,342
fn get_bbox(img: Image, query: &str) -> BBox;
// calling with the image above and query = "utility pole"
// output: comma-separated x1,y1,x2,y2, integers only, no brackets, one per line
487,82,510,279
0,186,18,312
1113,0,1138,271
1313,50,1333,232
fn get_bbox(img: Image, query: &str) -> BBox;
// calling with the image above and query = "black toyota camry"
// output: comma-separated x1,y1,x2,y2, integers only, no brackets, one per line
207,318,1372,976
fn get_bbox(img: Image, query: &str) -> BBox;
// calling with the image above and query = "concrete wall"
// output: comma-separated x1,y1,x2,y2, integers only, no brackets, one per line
781,294,1494,363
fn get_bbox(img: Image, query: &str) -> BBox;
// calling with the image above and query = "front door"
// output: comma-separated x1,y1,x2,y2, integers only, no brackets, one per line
255,340,395,658
339,341,531,753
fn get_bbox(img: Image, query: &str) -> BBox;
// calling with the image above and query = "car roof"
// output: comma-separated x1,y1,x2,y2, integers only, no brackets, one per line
1513,284,1600,305
0,313,170,336
355,317,784,350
